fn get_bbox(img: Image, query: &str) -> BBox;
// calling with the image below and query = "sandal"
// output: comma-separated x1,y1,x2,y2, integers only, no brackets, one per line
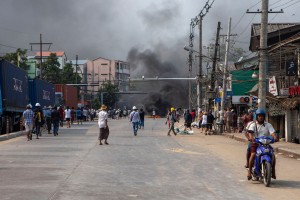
247,174,252,180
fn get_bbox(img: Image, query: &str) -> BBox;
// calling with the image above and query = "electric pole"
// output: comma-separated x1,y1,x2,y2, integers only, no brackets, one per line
246,0,283,111
220,17,231,133
30,34,52,79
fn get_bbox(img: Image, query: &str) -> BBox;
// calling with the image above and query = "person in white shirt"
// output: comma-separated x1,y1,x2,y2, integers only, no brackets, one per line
98,105,109,145
64,106,72,128
130,106,140,136
247,108,277,180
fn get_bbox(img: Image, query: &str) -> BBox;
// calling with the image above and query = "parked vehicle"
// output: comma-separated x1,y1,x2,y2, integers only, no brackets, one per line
250,136,275,187
0,59,56,134
28,78,55,109
0,60,28,134
54,84,78,108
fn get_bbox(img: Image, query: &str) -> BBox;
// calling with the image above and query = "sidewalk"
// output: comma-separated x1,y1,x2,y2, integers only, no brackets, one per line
0,131,26,141
223,132,300,159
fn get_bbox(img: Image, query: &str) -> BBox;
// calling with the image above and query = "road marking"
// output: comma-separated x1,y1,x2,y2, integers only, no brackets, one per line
165,148,204,155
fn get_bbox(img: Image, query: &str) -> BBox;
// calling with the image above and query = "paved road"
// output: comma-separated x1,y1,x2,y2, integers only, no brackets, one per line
0,118,299,200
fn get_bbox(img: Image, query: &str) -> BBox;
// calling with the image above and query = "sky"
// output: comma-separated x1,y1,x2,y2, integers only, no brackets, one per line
1,0,299,61
1,0,299,110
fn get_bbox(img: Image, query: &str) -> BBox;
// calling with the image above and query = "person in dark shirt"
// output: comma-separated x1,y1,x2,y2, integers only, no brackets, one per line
206,110,215,135
139,108,145,129
184,109,192,131
51,106,60,136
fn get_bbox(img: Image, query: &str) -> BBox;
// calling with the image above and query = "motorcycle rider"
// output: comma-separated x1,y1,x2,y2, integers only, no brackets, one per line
247,108,277,180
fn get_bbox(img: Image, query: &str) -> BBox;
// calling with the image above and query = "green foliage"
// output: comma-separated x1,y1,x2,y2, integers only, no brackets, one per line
60,62,82,84
99,81,119,108
91,97,101,110
3,48,30,70
41,53,61,83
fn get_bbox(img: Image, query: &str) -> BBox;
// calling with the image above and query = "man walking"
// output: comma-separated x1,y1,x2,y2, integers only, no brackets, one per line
167,107,178,136
51,106,60,136
130,106,140,136
34,103,44,139
23,104,34,141
98,105,109,145
43,106,52,134
139,108,145,129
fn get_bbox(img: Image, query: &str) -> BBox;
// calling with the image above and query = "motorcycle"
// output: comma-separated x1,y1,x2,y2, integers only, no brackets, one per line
250,135,275,187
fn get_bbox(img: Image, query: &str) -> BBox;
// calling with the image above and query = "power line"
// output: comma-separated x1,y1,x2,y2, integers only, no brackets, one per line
248,1,262,9
270,0,282,6
281,0,300,9
0,42,31,51
271,0,299,9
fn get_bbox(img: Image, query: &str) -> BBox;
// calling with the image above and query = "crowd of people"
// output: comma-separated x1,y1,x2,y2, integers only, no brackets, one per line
22,103,98,141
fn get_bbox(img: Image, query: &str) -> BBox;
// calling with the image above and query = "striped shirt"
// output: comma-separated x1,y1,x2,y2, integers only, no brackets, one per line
23,109,34,125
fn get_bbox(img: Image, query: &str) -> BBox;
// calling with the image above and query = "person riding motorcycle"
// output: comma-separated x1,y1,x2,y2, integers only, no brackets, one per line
246,108,277,180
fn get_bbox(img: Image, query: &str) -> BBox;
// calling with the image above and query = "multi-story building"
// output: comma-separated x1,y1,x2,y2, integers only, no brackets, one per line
35,51,67,69
86,57,130,94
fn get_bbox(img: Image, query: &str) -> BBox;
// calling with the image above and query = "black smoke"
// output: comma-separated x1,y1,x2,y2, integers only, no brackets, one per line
123,45,192,116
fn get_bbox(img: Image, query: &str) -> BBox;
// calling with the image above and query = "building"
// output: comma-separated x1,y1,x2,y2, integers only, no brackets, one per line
85,57,130,95
34,51,67,69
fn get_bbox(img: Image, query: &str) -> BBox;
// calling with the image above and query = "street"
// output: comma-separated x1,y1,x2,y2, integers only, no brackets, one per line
0,118,300,200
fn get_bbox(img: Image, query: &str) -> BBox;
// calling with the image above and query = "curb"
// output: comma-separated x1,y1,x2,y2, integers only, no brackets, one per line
223,133,300,159
0,131,26,141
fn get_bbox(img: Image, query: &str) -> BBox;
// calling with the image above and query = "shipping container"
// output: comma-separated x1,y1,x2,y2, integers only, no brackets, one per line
54,84,78,108
0,60,28,134
28,79,55,108
0,60,28,112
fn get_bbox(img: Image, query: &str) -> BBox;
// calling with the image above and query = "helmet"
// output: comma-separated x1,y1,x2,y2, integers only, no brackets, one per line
256,108,265,116
132,106,137,110
35,103,41,107
26,104,32,109
170,107,175,111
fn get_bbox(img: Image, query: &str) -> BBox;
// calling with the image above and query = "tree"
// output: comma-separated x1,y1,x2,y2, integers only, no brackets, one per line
41,53,61,83
60,62,82,84
3,48,30,70
99,81,119,108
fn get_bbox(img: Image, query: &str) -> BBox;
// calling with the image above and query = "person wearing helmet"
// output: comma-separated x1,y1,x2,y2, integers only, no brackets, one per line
152,108,156,120
130,106,140,136
33,103,45,139
246,108,277,180
167,107,178,136
23,104,34,141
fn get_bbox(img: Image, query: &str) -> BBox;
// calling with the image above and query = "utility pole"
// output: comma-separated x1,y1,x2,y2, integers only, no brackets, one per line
75,55,78,84
211,22,221,92
259,0,268,111
196,0,214,110
246,0,283,111
220,17,231,133
30,34,52,79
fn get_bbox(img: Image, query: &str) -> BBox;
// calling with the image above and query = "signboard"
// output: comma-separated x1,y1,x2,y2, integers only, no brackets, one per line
268,76,278,96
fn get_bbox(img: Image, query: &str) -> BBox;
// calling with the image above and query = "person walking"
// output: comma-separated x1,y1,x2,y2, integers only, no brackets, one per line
206,110,215,135
76,107,83,124
51,106,60,136
43,106,52,134
201,112,208,134
165,109,171,128
23,104,34,141
184,109,193,131
98,105,109,145
152,108,156,120
139,108,145,129
130,106,140,136
64,106,72,128
167,107,178,136
58,105,65,127
33,103,45,139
